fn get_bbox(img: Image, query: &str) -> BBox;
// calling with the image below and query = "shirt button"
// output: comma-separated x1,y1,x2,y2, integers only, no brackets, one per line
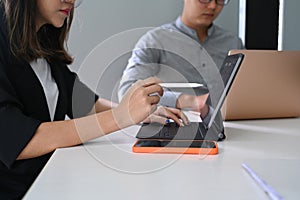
202,63,206,67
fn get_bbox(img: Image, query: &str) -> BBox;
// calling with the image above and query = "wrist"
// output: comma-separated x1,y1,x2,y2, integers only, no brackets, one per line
176,94,191,109
111,107,132,130
200,104,209,118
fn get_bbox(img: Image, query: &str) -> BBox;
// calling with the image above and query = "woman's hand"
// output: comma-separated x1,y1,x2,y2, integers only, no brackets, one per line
143,106,189,126
113,77,163,128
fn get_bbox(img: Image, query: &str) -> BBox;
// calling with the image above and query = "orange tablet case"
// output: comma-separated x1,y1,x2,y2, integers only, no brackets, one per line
132,140,218,155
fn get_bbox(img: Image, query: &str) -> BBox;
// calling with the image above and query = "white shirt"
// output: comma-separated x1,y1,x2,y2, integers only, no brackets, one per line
30,58,59,121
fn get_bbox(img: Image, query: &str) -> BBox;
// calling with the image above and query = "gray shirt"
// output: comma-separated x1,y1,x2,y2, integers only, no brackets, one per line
118,17,243,135
119,17,243,103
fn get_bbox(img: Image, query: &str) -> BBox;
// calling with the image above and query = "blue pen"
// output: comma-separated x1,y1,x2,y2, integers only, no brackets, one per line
242,163,284,200
165,119,174,124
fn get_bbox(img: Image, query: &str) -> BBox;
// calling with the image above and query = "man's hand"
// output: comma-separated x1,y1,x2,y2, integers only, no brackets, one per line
176,93,209,118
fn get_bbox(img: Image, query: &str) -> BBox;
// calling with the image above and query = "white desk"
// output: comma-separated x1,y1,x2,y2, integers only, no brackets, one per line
24,118,300,200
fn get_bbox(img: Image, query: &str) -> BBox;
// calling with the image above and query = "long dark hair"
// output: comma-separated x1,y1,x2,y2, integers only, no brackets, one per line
1,0,74,64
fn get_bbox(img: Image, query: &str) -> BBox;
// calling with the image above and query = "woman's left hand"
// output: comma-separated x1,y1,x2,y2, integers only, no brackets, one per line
142,106,190,126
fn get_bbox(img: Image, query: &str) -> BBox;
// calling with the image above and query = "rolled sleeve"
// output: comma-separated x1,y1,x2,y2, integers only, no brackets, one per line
0,105,41,168
0,61,41,168
159,90,181,108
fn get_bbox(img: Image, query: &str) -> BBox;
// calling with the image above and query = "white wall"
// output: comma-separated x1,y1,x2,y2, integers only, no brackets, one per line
282,0,300,50
69,0,183,71
68,0,184,101
215,0,240,36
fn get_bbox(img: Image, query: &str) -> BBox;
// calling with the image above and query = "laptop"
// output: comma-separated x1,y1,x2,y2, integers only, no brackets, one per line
222,50,300,120
136,53,244,141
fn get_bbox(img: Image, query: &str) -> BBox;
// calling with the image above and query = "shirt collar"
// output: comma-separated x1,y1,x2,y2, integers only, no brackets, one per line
175,16,215,43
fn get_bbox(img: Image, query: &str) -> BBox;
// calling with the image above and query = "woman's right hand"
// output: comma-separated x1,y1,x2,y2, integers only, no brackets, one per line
113,77,163,128
142,106,190,127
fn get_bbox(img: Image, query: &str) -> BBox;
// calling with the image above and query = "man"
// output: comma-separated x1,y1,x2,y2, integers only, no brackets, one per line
118,0,243,140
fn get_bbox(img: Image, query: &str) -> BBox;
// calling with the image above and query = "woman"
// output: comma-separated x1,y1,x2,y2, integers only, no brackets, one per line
0,0,190,198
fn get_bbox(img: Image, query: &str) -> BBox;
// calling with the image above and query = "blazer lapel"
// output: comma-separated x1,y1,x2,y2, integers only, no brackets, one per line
9,60,51,121
49,61,68,120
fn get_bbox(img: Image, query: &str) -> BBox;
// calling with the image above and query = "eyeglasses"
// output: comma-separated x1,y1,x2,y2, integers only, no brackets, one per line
199,0,230,6
61,0,83,8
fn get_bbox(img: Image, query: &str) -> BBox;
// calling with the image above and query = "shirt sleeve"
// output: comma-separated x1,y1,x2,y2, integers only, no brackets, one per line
118,47,160,101
118,31,182,108
0,62,41,168
159,90,182,108
118,47,183,107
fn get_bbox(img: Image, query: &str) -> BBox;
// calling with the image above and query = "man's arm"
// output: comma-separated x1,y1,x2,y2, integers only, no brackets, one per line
176,93,210,119
118,46,160,101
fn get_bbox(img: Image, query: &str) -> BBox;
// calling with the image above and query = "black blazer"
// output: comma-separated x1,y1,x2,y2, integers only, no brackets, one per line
0,6,98,199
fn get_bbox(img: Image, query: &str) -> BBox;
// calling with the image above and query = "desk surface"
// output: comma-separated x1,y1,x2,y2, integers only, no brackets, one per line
24,118,300,200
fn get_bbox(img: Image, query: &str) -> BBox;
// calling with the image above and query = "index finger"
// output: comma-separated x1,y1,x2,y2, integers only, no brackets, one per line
140,77,162,87
145,84,164,97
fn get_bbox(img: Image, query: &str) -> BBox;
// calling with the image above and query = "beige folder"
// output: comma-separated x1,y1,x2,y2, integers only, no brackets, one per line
222,50,300,120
